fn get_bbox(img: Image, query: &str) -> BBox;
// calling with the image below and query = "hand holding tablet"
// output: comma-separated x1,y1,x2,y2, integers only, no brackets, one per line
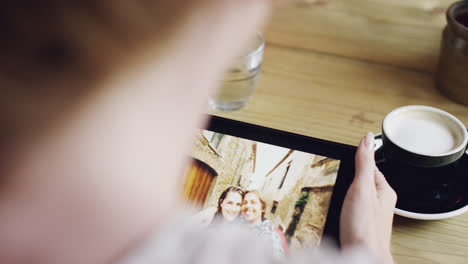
340,134,396,264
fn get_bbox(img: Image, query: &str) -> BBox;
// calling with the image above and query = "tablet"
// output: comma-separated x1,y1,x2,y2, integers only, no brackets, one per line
182,116,357,250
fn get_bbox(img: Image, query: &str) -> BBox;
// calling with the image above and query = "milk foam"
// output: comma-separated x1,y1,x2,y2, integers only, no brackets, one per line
387,118,457,155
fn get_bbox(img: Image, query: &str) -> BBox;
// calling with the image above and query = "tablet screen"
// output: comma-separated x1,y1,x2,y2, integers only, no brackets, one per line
182,129,341,251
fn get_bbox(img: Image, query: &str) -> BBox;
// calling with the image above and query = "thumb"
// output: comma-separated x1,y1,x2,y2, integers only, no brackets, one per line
375,168,397,204
354,132,376,187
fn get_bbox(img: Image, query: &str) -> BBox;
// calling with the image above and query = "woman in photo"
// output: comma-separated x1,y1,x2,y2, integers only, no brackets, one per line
196,186,244,225
241,190,285,258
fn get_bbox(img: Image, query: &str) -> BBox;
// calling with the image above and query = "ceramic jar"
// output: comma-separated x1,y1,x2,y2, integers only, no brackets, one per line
436,0,468,105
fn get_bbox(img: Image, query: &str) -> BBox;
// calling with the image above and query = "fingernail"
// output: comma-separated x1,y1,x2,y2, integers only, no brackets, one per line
364,132,374,150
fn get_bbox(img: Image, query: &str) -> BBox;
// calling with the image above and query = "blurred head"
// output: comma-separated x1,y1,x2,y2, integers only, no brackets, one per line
0,0,188,145
0,1,271,263
241,190,266,225
217,186,244,222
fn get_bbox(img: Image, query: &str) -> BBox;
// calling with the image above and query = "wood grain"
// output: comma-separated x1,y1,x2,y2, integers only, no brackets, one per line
213,44,468,146
393,214,468,263
210,1,468,263
265,0,458,73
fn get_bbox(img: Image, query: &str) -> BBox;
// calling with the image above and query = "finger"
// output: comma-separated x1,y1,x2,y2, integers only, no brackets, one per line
354,132,376,187
374,167,388,191
375,168,397,204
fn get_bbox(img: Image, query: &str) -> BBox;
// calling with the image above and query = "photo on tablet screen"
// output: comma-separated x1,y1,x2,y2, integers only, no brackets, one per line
182,129,340,250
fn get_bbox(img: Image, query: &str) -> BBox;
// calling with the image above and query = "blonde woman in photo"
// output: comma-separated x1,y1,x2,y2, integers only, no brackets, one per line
241,190,285,259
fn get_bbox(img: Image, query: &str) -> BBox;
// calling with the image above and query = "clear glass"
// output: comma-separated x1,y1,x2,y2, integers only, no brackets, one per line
209,33,265,111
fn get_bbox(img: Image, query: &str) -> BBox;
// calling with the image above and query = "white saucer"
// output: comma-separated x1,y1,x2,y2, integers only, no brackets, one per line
394,206,468,220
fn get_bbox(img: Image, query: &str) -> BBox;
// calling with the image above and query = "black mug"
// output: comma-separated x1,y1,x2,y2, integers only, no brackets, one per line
382,105,468,168
379,105,468,213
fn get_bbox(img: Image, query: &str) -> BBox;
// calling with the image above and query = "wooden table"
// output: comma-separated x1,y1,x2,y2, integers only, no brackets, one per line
211,0,468,263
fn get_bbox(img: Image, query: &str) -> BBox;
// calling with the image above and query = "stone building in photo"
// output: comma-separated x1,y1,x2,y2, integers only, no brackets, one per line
260,151,340,248
183,130,256,208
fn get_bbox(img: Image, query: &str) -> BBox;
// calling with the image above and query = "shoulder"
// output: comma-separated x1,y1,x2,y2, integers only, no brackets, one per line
119,213,278,264
118,212,376,264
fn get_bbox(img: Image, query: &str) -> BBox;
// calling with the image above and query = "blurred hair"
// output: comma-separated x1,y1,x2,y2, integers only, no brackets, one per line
0,0,204,177
215,186,244,218
0,0,197,148
243,190,266,221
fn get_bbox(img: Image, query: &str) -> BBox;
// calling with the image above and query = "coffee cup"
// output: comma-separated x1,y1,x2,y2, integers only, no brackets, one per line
382,105,468,168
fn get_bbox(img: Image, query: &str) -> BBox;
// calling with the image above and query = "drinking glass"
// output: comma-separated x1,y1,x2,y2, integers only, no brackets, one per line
209,33,265,111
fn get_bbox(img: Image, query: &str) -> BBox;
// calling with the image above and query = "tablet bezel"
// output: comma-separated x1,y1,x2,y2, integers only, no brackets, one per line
205,115,357,247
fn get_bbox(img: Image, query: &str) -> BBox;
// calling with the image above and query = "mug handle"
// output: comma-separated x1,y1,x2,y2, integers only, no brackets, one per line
466,129,468,152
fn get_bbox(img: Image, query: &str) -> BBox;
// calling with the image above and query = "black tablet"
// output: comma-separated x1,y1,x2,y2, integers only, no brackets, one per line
182,116,357,250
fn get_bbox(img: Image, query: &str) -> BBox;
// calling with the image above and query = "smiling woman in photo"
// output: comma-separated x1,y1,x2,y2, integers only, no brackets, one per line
216,186,244,223
242,190,285,259
195,186,244,225
241,191,266,225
